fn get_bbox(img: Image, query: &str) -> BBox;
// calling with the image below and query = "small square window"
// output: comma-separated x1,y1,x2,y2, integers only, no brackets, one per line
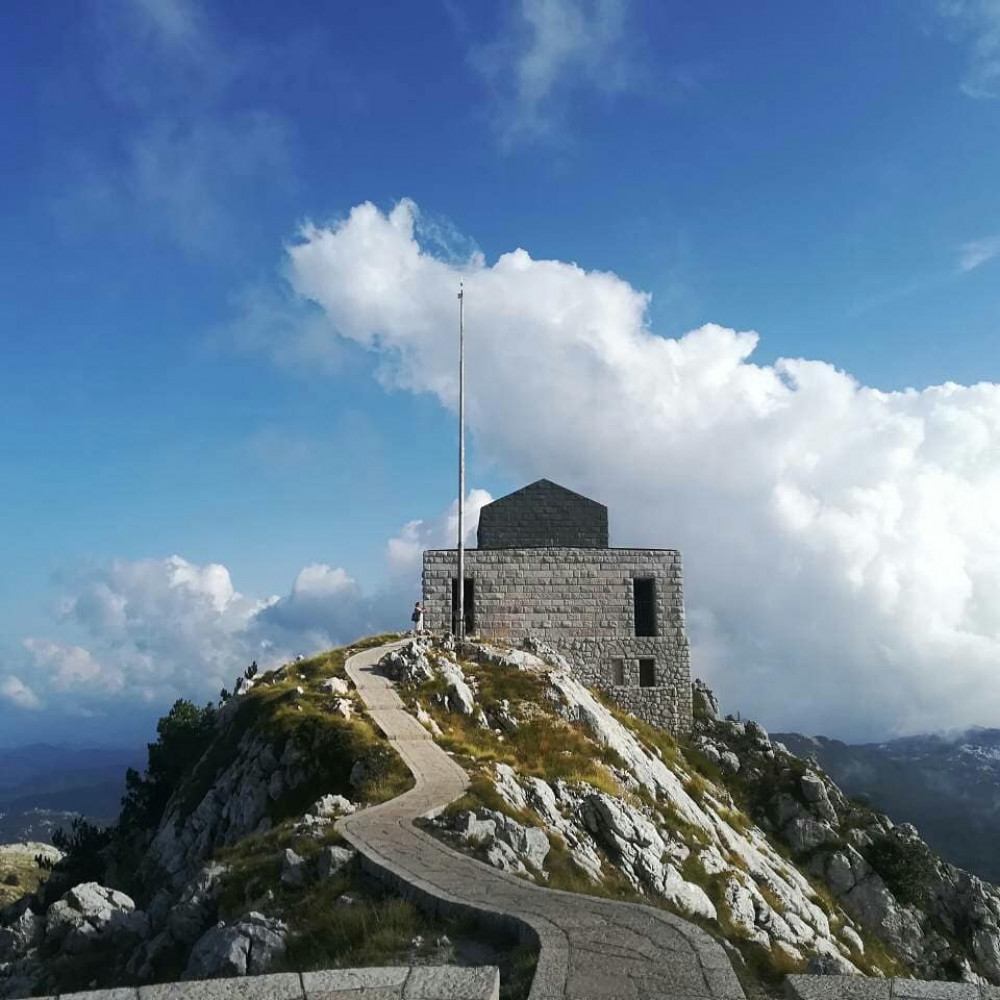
639,659,656,687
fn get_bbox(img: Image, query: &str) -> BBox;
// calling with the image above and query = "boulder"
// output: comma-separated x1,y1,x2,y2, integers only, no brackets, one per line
806,952,860,976
378,641,435,684
184,912,286,978
317,846,356,879
330,698,353,720
416,703,443,737
0,909,42,961
321,677,350,696
438,660,475,716
784,817,839,853
279,849,307,887
166,862,228,946
45,882,146,954
692,679,720,721
312,794,356,818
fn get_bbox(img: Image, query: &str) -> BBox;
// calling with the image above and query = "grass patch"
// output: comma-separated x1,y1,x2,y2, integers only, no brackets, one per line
415,661,622,796
543,833,634,900
0,847,55,907
178,647,413,825
442,774,537,827
280,877,431,970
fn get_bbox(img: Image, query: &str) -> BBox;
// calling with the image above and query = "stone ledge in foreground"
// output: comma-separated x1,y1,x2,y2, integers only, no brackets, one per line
32,966,500,1000
785,974,1000,999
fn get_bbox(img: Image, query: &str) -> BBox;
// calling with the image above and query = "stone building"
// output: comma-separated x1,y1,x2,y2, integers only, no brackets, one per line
422,479,692,734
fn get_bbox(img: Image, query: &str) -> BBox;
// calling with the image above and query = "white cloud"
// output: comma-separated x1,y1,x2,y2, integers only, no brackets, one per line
471,0,634,145
958,234,1000,272
4,488,476,719
292,565,357,599
0,676,42,711
263,197,1000,741
22,639,110,692
386,489,494,576
938,0,1000,99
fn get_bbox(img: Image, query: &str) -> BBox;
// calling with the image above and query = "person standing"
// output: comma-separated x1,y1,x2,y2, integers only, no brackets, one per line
411,601,425,635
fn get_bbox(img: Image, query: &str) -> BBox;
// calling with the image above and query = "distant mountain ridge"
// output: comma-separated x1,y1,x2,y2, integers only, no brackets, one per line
0,744,142,847
775,727,1000,883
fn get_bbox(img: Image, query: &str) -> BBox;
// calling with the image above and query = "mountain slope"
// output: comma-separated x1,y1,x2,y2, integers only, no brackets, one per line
5,633,1000,1000
775,730,1000,884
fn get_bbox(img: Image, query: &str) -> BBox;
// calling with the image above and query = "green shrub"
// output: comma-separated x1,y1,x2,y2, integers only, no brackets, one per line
865,835,937,907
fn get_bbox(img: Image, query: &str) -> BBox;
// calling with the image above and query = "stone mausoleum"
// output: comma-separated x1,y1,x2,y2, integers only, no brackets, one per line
422,479,692,734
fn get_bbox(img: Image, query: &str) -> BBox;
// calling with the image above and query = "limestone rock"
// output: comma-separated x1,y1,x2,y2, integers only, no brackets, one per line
321,677,350,696
692,679,720,721
416,703,443,736
378,640,435,684
166,862,228,946
45,882,146,954
317,846,356,879
330,698,353,720
279,849,307,887
784,817,839,853
184,911,285,978
312,794,356,818
438,659,475,716
0,909,42,961
807,952,860,976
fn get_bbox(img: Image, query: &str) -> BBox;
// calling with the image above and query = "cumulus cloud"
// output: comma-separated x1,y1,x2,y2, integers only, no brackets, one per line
471,0,634,145
958,234,1000,272
938,0,1000,99
386,489,493,576
0,676,42,711
261,197,1000,741
4,487,476,722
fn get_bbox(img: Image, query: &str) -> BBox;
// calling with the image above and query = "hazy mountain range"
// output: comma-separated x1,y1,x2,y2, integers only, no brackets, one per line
776,727,1000,883
0,744,143,846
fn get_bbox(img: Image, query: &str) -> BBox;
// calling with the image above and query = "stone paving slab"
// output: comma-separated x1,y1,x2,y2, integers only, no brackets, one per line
893,982,982,998
785,975,1000,999
402,967,499,1000
138,973,304,1000
47,967,499,1000
337,641,748,1000
61,991,141,1000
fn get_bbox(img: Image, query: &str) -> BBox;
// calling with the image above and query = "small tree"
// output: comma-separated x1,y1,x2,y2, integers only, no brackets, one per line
866,834,937,907
245,661,258,681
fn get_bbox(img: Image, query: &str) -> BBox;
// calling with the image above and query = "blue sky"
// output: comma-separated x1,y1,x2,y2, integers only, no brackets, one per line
1,0,999,746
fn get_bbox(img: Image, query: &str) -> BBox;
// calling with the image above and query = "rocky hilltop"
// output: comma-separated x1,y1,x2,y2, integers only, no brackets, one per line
3,633,1000,999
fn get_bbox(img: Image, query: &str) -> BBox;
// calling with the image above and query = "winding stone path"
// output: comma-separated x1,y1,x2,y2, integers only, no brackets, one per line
336,641,747,1000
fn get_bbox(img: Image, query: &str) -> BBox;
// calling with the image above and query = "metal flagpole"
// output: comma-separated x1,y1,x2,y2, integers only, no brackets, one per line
457,280,466,640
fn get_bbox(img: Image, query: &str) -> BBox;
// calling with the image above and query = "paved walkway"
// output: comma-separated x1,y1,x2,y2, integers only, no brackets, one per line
337,642,747,1000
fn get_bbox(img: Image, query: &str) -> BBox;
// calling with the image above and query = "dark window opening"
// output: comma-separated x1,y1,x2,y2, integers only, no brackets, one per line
633,578,657,636
639,659,656,687
612,658,626,686
451,577,476,635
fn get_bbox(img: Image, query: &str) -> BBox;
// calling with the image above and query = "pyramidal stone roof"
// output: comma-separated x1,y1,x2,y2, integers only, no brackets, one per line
476,478,609,549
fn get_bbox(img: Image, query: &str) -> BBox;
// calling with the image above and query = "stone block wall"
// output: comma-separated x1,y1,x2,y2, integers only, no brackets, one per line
422,547,692,734
477,479,609,549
